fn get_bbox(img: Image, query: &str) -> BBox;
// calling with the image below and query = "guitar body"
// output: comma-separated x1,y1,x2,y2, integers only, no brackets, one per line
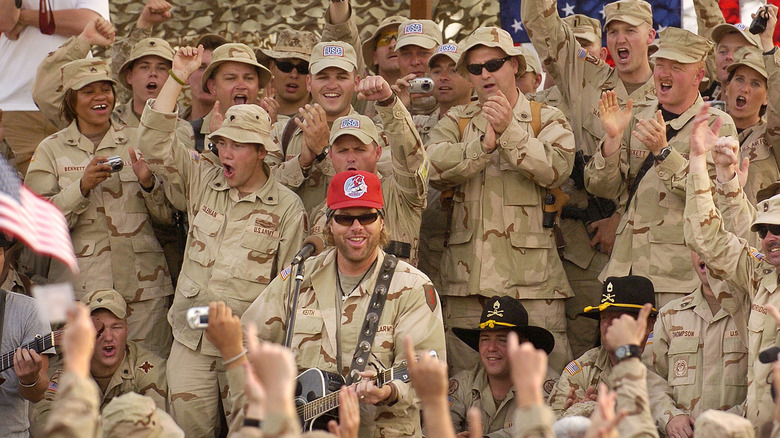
295,368,345,431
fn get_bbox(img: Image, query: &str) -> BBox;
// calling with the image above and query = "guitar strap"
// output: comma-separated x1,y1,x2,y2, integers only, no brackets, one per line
346,254,397,385
0,289,6,350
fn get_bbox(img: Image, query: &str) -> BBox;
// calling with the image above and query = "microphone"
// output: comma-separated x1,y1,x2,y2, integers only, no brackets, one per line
759,346,780,364
291,235,325,265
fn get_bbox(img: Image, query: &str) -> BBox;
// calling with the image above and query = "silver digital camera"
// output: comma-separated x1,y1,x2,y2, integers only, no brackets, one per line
186,306,209,329
408,77,434,94
106,156,124,173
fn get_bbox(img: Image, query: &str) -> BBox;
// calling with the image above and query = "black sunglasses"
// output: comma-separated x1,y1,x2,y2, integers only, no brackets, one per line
275,61,309,75
332,212,380,227
757,224,780,239
466,56,512,75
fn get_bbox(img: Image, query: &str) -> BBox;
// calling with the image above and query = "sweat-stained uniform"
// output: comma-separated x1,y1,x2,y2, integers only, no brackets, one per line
426,94,575,371
242,248,445,438
137,101,307,436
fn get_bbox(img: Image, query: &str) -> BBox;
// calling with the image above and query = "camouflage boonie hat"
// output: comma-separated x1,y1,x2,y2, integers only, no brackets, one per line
727,46,768,79
603,0,653,30
428,41,462,69
117,38,175,89
102,392,184,438
362,15,406,71
81,289,127,319
201,43,272,92
564,14,602,44
519,46,542,74
694,410,754,438
580,275,657,320
207,104,278,152
711,22,761,48
309,41,359,75
651,27,713,64
61,58,116,92
330,115,381,146
395,20,442,51
751,194,780,230
456,27,526,78
258,29,318,64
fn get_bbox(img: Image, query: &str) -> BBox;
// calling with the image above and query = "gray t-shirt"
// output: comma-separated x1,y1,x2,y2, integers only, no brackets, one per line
0,291,50,438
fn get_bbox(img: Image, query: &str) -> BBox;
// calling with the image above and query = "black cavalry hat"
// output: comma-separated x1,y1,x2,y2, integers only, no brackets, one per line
580,275,658,320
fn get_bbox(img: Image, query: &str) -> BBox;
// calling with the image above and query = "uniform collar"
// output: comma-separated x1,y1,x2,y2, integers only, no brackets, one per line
63,120,129,154
664,95,705,132
114,99,140,127
221,163,280,204
688,286,729,322
473,365,515,418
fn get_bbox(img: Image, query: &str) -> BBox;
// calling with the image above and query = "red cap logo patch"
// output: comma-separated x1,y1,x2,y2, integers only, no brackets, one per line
344,174,367,198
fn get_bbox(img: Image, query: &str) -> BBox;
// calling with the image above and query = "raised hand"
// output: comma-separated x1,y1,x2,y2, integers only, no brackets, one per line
172,45,204,81
600,91,633,139
483,90,513,135
295,103,329,167
137,0,173,30
632,110,667,155
78,16,115,47
129,147,153,189
356,75,393,102
507,331,548,408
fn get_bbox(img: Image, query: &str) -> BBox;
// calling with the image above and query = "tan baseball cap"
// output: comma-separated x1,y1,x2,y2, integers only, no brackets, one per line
117,38,175,89
603,0,653,30
309,41,359,75
201,43,272,92
457,27,526,78
428,41,462,68
258,29,318,65
752,194,780,230
81,289,126,319
362,15,407,72
207,104,278,152
330,115,381,146
651,27,714,64
693,410,753,438
395,20,442,51
564,14,602,44
519,46,542,74
727,46,768,79
711,22,761,48
102,393,184,438
61,58,117,92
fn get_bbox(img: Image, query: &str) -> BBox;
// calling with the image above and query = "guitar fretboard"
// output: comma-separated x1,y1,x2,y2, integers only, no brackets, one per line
1,331,59,373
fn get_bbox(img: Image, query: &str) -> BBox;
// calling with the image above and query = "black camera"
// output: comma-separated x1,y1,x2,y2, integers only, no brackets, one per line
750,7,770,35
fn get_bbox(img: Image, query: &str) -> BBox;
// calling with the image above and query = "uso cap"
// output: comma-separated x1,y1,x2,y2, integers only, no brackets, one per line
201,43,272,92
457,27,526,77
580,275,657,319
651,27,714,64
330,115,381,146
117,38,175,89
564,14,602,44
603,0,653,29
81,289,127,319
362,16,407,71
102,392,184,437
711,22,761,48
395,20,442,51
309,41,359,75
752,194,780,231
327,170,383,211
258,29,318,64
727,46,768,79
207,104,278,152
61,58,116,92
428,41,462,68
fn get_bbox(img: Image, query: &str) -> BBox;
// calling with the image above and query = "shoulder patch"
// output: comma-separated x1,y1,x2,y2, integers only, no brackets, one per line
645,332,653,346
423,284,437,312
30,149,37,162
448,379,459,395
577,47,587,60
279,265,292,281
448,395,455,406
543,379,556,395
47,380,58,394
565,360,582,376
749,249,765,262
190,150,200,163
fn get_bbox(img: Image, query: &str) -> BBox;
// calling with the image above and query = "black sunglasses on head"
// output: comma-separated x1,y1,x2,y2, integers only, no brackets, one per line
757,224,780,239
332,212,380,226
466,56,512,75
275,61,309,75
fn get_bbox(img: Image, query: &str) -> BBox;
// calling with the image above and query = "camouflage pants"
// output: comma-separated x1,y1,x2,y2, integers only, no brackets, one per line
167,340,231,437
127,296,173,359
441,295,573,374
562,254,608,359
2,110,58,176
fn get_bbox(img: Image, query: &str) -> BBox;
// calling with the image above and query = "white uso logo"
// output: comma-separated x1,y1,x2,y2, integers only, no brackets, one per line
323,45,344,57
438,44,457,54
340,118,360,129
404,23,424,35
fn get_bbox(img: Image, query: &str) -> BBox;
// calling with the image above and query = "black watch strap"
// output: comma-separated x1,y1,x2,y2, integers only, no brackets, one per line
314,147,329,162
615,344,642,362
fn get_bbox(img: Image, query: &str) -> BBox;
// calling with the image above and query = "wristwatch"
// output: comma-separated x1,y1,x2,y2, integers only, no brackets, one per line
614,344,642,362
654,146,672,162
314,147,329,162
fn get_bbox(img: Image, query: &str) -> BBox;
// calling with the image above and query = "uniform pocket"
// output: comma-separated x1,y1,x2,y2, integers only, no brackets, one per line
667,337,699,386
501,169,540,206
177,273,201,298
504,231,552,285
231,231,280,286
722,336,748,386
187,210,223,267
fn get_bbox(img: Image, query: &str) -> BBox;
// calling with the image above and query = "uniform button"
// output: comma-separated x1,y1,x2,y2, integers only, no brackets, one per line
521,113,529,119
658,171,666,178
268,197,274,201
216,183,221,187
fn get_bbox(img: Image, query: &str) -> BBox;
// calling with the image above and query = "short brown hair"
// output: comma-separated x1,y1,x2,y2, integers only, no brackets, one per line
196,34,228,51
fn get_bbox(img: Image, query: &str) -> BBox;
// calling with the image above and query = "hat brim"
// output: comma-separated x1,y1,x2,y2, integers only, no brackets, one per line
328,199,384,211
118,52,174,89
259,48,311,64
395,35,438,51
603,16,648,31
650,48,703,64
726,60,768,79
207,127,275,151
457,44,526,78
310,58,357,75
428,52,458,69
330,130,378,146
579,303,658,320
452,325,555,355
362,20,404,73
69,76,117,91
201,59,272,93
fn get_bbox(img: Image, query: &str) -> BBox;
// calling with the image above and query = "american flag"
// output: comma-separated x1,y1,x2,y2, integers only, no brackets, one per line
0,157,78,273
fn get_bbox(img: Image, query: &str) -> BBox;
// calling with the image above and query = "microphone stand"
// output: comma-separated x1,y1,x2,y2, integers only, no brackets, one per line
283,261,306,348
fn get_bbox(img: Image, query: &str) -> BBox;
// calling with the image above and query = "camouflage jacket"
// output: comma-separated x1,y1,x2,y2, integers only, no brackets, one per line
547,346,611,417
691,0,725,95
32,341,167,432
25,120,173,302
684,170,780,432
584,97,737,294
138,102,308,357
521,0,656,157
242,248,446,438
426,95,575,299
309,98,428,266
650,286,748,430
511,405,555,438
41,372,101,438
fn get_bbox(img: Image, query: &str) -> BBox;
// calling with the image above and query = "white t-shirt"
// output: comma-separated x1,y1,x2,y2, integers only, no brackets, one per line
0,0,109,111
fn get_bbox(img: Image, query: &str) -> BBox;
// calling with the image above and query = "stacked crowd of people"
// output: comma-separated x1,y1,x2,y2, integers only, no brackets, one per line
3,0,780,436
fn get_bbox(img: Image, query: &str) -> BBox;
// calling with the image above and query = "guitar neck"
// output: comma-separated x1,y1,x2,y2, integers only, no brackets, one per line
0,331,58,373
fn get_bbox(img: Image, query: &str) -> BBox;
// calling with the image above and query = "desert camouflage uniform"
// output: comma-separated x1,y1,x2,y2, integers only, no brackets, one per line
109,24,152,104
448,365,560,438
691,0,726,100
309,98,427,266
649,286,748,432
584,98,737,308
242,248,445,438
530,86,567,118
684,170,780,433
30,341,166,436
426,95,575,371
138,101,307,436
25,121,174,357
511,405,556,438
41,372,101,438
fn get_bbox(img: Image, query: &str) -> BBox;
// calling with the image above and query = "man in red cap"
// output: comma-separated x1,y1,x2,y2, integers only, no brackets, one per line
243,170,445,437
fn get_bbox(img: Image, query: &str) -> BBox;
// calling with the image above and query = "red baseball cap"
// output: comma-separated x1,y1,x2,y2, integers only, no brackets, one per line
327,171,384,211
